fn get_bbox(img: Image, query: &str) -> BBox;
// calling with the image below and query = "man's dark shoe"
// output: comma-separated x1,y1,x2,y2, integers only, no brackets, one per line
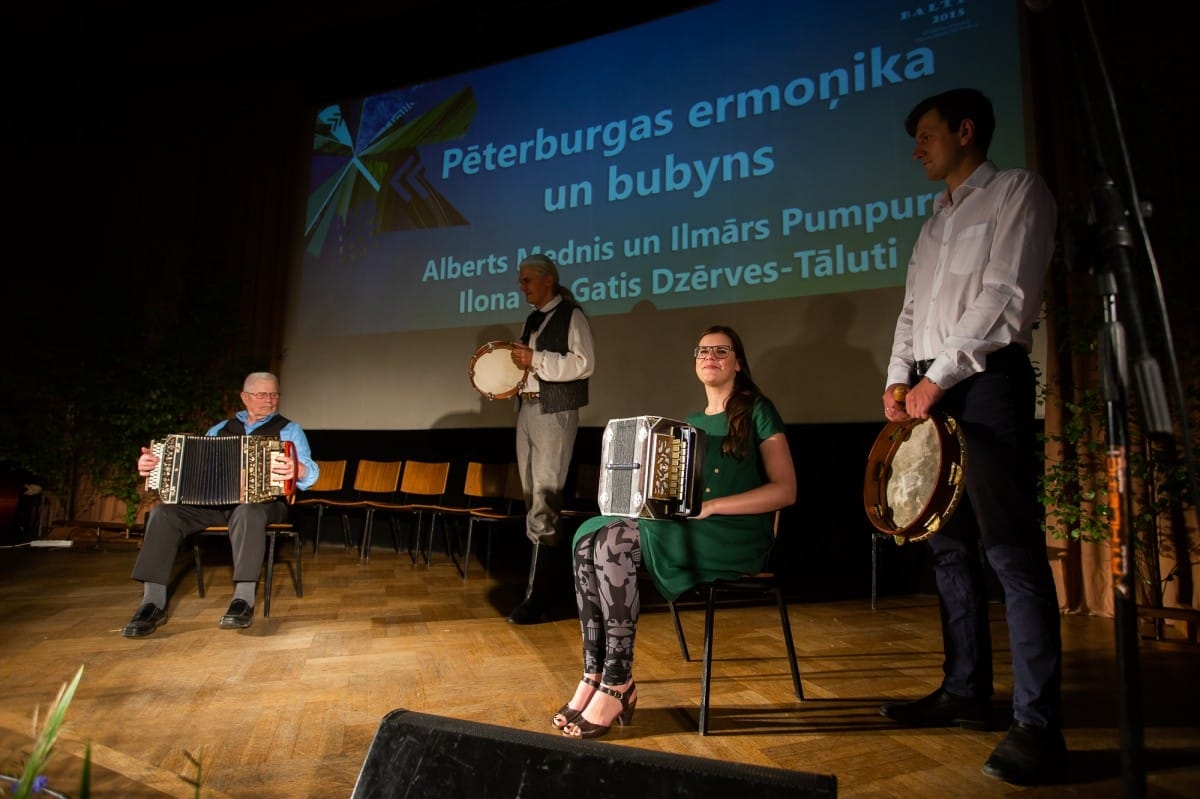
507,594,548,625
982,721,1067,785
880,687,992,730
218,599,254,629
122,602,167,638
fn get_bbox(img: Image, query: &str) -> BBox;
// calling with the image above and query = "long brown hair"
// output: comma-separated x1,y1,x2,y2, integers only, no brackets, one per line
700,325,763,459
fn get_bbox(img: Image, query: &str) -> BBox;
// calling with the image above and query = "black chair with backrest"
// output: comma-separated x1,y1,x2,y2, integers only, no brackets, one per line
665,509,803,735
192,495,301,618
291,459,350,555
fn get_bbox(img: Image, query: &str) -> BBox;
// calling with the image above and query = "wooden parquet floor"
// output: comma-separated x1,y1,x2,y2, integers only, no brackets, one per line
0,533,1197,798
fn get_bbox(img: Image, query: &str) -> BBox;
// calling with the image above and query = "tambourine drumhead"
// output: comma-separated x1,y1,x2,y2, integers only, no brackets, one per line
863,413,967,542
469,341,528,400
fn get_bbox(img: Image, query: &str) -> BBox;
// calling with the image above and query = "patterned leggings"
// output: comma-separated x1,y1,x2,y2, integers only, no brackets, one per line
574,518,642,684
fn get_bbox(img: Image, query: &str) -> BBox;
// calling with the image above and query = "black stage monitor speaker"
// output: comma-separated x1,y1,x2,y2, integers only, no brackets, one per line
352,709,837,798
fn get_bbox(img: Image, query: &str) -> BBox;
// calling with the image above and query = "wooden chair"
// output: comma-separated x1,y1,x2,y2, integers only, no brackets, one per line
665,510,803,735
460,462,525,580
380,460,452,565
192,498,301,619
291,459,350,555
317,460,403,561
430,462,499,577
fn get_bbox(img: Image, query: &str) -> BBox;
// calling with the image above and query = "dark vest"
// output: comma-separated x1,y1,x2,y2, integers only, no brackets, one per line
529,302,589,414
217,414,291,437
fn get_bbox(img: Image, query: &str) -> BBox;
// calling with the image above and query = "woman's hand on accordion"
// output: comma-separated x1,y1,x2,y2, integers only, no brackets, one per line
137,446,159,478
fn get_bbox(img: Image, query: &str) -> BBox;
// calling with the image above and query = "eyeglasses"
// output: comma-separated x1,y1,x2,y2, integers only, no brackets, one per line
693,346,733,359
244,391,281,400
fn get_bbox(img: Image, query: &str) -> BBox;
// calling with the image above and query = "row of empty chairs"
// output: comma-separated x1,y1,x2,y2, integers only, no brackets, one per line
291,459,602,574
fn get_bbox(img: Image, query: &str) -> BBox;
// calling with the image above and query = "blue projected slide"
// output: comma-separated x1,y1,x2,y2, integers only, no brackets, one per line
296,0,1025,337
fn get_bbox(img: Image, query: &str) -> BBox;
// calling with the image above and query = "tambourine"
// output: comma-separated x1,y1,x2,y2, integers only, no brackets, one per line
863,387,967,543
468,341,528,400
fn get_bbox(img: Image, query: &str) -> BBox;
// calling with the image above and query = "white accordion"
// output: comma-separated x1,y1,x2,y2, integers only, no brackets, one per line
145,434,294,505
597,416,705,519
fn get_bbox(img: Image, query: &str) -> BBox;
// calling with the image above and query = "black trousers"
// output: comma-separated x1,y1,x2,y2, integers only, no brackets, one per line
921,345,1063,730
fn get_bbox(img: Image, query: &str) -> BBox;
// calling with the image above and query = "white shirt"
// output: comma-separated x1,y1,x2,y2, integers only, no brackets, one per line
887,161,1057,391
524,295,596,393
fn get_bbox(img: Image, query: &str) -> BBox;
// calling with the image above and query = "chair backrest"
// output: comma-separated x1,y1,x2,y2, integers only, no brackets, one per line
305,459,347,494
502,462,526,503
464,462,508,501
352,460,403,497
399,461,451,499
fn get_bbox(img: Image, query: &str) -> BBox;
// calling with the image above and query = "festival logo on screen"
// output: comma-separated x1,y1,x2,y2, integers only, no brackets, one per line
305,87,477,259
897,0,980,41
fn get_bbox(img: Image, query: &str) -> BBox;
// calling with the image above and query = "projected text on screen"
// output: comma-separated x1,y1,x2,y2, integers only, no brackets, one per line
298,0,1025,337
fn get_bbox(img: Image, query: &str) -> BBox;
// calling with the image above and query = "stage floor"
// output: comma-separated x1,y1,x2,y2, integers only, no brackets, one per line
0,536,1196,798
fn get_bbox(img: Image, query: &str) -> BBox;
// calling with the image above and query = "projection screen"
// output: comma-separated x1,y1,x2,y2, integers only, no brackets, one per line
282,0,1036,430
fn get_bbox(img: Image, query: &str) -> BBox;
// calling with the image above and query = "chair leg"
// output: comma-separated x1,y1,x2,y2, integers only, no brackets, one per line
461,518,475,580
264,532,276,618
400,513,416,564
446,515,466,578
774,586,803,699
312,506,326,556
360,509,376,561
423,512,435,565
292,533,303,598
669,599,692,661
423,511,451,566
194,539,206,598
699,586,718,736
439,513,458,567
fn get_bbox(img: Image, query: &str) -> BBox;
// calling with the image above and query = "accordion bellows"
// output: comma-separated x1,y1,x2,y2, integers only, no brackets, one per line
597,416,705,519
146,434,293,505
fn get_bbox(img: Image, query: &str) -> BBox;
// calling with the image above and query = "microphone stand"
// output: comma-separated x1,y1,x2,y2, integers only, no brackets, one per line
1091,175,1151,799
1047,3,1194,798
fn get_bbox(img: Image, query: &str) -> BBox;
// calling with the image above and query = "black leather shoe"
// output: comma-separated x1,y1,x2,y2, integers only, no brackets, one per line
880,687,992,730
982,721,1067,785
122,602,167,638
218,599,254,629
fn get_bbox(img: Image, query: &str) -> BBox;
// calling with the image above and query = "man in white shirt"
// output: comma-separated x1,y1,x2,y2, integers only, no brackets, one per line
878,88,1065,786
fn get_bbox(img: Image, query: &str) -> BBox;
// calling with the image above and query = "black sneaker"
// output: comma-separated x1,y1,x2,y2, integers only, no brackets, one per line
880,687,992,730
982,721,1067,785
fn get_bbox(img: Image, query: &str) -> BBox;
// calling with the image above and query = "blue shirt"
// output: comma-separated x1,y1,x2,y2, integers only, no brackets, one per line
205,411,320,491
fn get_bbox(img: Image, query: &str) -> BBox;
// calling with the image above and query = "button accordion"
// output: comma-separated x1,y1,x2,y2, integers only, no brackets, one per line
597,416,705,519
145,434,295,505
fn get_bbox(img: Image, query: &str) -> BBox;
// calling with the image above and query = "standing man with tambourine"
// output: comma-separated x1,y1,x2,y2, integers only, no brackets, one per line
506,254,596,624
878,88,1065,786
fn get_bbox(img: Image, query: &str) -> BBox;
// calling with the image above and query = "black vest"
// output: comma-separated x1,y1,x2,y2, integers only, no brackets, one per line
528,302,589,413
218,414,291,437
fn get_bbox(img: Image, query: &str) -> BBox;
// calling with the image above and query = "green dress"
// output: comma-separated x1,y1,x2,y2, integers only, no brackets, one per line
574,397,785,602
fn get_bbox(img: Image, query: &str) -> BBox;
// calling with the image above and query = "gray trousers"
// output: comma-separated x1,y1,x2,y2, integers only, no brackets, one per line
130,501,288,586
515,400,578,547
